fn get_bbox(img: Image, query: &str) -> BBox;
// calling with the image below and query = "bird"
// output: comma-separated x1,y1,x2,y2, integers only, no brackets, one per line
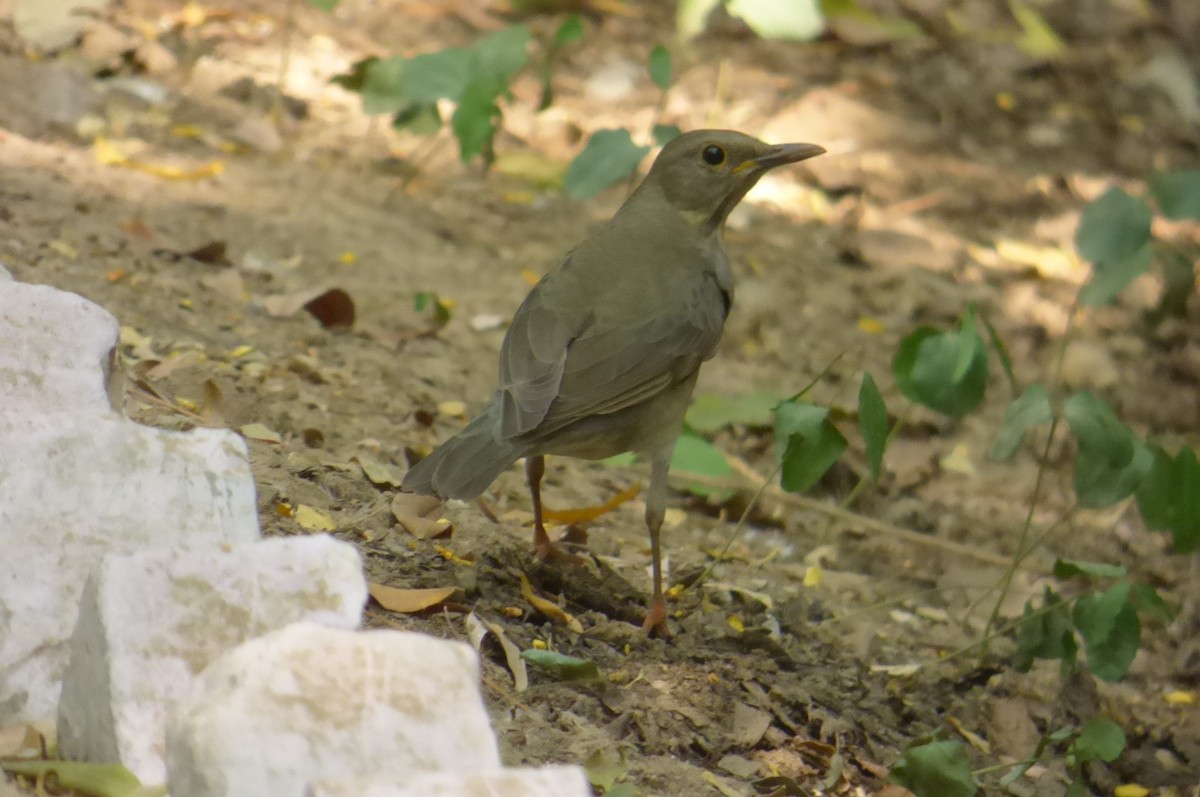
402,129,825,633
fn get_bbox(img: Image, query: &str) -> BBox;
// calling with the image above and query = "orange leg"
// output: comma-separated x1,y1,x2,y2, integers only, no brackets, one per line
641,448,671,636
526,455,586,564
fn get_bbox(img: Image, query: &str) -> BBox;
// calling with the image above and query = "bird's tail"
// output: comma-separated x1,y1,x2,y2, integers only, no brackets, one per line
401,403,525,500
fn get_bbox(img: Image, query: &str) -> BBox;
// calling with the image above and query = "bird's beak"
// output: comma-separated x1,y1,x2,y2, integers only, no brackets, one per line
732,142,826,174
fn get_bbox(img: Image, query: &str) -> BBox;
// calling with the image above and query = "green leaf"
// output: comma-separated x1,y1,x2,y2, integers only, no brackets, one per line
1129,583,1175,624
647,44,672,91
472,24,531,84
858,373,888,481
392,102,441,135
1074,716,1125,763
1135,445,1200,552
451,77,501,162
520,649,602,683
677,0,723,39
1073,582,1140,682
1052,559,1128,580
554,13,585,46
1078,241,1152,307
1150,170,1200,220
892,314,989,418
818,0,921,43
1064,393,1153,508
0,760,144,797
671,432,734,500
686,390,780,433
991,384,1053,461
774,400,848,493
727,0,826,41
399,47,473,103
890,740,977,797
1013,588,1077,675
653,123,682,147
360,56,408,115
1075,186,1153,265
564,129,651,199
304,0,341,10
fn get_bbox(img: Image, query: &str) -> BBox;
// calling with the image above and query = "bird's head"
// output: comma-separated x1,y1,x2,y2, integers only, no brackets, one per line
638,129,825,232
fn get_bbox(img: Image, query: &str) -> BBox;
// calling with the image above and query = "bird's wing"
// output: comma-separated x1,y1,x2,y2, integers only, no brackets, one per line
497,269,728,439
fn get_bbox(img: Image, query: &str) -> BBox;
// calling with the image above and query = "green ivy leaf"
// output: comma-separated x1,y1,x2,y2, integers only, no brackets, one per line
1073,716,1126,764
890,740,977,797
360,56,408,115
472,24,531,85
520,649,602,683
1075,186,1153,265
1063,392,1152,509
858,373,888,481
451,77,502,162
1052,559,1127,579
990,384,1053,461
1150,169,1200,221
653,123,683,146
671,432,735,500
686,390,780,433
554,13,585,46
648,44,672,91
1078,241,1152,307
1135,445,1200,553
774,400,848,493
892,310,989,417
1013,588,1078,676
727,0,826,41
564,129,651,199
1073,582,1140,682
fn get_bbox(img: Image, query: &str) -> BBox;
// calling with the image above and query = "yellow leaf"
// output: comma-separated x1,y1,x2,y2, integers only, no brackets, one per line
856,316,884,334
47,240,78,259
542,483,641,524
1165,690,1195,705
239,423,282,444
520,268,541,286
1009,0,1066,60
803,564,823,587
727,615,744,633
1114,785,1150,797
227,345,253,359
996,91,1017,111
368,583,456,613
437,401,467,418
531,638,548,650
294,504,336,532
338,250,358,265
519,572,583,633
434,545,475,566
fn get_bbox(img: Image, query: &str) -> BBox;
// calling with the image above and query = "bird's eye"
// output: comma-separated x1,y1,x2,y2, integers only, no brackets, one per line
701,145,725,166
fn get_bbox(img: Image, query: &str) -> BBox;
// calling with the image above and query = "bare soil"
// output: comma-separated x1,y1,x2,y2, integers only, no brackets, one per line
2,1,1198,795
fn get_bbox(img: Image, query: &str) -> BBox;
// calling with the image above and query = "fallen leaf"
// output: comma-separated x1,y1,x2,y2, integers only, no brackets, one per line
391,492,452,539
519,572,583,633
542,483,640,524
187,241,230,265
520,648,600,682
870,663,921,677
466,614,528,692
119,217,154,240
434,545,474,566
946,715,991,754
263,286,356,329
437,400,466,418
1114,786,1150,797
293,504,336,532
368,583,456,613
239,422,281,444
356,457,402,488
1165,690,1196,705
201,379,225,426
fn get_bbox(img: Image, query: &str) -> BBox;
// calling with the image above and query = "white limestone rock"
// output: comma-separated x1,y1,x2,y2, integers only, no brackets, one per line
307,767,592,797
58,535,367,785
165,623,501,797
0,279,260,723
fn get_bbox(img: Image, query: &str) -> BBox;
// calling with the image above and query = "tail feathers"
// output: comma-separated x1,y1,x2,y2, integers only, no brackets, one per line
402,408,525,500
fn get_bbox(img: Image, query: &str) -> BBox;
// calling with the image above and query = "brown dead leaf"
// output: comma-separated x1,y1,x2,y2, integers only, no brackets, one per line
293,504,336,532
368,583,456,614
391,492,452,539
263,286,355,329
466,613,529,692
518,572,583,633
187,240,230,265
201,379,225,426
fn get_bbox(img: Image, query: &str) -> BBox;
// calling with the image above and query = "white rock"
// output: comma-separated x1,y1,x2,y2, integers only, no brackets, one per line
0,281,119,418
58,536,367,785
0,279,260,723
0,262,11,279
165,623,501,797
308,767,592,797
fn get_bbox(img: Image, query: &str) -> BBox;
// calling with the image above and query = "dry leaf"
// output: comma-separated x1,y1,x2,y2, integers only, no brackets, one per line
368,583,456,613
542,482,640,524
201,379,225,426
518,572,583,633
263,286,356,329
294,504,336,532
391,492,452,539
356,456,402,488
466,613,529,692
239,422,281,444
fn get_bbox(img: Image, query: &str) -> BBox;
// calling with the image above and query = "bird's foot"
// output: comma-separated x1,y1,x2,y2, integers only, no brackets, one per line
641,595,669,637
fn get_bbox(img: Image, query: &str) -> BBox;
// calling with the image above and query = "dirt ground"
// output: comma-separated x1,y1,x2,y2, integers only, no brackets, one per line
2,1,1198,795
